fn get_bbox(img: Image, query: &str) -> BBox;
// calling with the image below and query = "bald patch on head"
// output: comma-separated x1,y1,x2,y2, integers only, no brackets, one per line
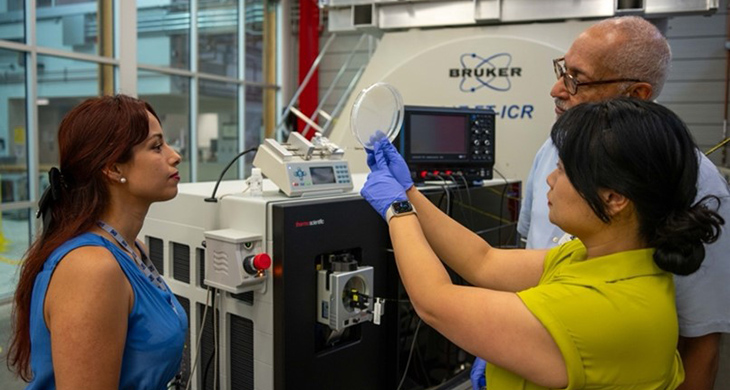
578,16,671,99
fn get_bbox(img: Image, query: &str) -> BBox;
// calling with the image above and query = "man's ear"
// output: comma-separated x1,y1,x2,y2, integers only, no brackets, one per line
625,82,653,101
601,189,631,217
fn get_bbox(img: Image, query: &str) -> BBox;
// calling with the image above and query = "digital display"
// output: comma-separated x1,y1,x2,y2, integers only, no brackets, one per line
310,166,336,185
409,114,467,155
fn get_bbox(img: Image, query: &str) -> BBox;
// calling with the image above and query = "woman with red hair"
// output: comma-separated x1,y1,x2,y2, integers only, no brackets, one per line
8,94,186,390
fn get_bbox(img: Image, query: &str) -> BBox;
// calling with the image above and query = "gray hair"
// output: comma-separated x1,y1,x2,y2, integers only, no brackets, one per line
592,16,672,100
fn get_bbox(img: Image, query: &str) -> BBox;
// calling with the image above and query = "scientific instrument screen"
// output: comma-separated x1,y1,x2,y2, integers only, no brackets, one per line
409,114,467,155
310,166,336,184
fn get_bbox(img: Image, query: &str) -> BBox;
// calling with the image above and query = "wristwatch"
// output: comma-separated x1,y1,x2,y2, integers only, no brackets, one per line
386,200,417,224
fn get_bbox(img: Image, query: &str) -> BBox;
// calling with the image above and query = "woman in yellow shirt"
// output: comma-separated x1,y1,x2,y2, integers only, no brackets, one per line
360,98,723,389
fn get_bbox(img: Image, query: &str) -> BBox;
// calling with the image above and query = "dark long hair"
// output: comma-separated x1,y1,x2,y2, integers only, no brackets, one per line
551,97,723,275
8,94,160,381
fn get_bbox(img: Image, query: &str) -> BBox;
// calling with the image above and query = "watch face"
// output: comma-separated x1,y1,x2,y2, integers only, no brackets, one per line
392,200,413,213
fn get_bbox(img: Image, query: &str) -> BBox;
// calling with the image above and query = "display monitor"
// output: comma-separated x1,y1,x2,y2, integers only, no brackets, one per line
399,105,495,182
409,113,468,159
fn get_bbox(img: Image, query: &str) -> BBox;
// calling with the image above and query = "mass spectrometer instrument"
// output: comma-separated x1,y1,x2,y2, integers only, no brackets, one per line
139,83,500,390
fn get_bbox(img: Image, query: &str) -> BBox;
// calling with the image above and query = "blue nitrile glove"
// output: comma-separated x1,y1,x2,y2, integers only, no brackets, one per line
366,147,377,172
360,145,407,219
470,357,487,390
366,131,388,170
374,137,414,191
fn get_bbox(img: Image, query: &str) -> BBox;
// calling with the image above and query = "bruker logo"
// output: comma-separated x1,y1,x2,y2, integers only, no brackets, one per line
449,53,522,93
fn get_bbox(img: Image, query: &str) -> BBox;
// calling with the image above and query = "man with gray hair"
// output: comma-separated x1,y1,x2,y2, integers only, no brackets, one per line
473,15,729,390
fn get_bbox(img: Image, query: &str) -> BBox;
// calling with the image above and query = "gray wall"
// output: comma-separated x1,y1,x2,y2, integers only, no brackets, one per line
664,3,729,167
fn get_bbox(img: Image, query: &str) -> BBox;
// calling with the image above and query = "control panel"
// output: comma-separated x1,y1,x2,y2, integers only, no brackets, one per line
253,131,354,197
468,113,495,164
400,105,496,183
203,228,271,294
286,162,352,192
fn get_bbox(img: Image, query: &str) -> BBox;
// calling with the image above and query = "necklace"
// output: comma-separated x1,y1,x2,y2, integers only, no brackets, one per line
96,221,168,292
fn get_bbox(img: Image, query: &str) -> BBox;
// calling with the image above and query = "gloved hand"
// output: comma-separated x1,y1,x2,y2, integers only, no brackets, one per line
371,137,414,191
470,357,487,390
366,131,388,170
361,144,407,219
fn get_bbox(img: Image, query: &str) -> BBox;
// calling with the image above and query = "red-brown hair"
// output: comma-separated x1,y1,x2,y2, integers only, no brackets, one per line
7,94,160,381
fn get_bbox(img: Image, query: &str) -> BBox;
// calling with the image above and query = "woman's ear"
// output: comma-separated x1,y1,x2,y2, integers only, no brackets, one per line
102,164,124,183
601,189,631,217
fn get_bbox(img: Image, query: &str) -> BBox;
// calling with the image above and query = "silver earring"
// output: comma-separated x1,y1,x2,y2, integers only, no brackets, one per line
120,177,127,184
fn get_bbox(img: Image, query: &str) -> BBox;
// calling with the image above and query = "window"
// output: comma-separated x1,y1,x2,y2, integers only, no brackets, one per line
198,0,239,78
198,78,239,182
139,70,192,182
37,0,107,57
0,2,278,387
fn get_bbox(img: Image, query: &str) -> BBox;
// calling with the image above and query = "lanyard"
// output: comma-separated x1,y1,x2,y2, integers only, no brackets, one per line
97,221,168,292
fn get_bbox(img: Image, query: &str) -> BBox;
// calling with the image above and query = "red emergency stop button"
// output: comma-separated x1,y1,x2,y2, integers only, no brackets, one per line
243,253,271,275
253,253,271,270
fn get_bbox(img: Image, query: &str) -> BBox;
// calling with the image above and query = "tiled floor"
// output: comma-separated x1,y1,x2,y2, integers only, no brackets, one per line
0,216,29,390
1,301,27,390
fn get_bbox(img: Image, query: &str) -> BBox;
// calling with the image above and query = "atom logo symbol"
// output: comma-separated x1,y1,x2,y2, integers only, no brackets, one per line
458,53,514,93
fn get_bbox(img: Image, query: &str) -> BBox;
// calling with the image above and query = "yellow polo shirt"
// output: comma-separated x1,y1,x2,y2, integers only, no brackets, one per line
486,239,684,390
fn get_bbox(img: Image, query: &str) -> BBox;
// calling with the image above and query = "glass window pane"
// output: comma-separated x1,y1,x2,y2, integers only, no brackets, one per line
198,79,239,182
0,208,31,390
198,0,239,78
37,55,102,168
0,209,30,299
0,0,25,43
36,0,109,57
245,0,263,83
244,85,263,175
0,49,28,204
139,70,192,182
137,0,190,70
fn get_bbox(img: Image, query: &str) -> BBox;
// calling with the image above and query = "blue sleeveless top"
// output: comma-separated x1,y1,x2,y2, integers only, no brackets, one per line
27,233,188,390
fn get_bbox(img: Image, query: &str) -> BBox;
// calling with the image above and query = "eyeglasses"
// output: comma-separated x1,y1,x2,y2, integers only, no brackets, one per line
553,57,642,95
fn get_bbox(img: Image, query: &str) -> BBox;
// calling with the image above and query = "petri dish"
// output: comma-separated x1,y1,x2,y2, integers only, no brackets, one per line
350,82,404,150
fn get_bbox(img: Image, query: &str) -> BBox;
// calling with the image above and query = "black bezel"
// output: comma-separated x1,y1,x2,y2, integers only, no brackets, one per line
391,200,413,214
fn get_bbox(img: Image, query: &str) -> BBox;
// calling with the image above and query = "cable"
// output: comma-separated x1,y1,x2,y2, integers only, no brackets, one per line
437,176,452,216
204,147,258,202
473,222,519,237
185,287,213,390
706,137,730,156
217,183,250,201
396,318,423,390
202,353,215,390
455,173,477,230
202,289,219,390
451,200,512,224
485,186,521,201
456,173,474,209
493,167,509,248
448,174,474,230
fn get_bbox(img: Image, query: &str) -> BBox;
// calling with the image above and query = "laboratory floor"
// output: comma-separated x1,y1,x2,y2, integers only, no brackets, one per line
0,300,26,390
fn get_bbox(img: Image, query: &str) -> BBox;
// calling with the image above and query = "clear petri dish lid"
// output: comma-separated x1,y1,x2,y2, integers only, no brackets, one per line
350,82,404,150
